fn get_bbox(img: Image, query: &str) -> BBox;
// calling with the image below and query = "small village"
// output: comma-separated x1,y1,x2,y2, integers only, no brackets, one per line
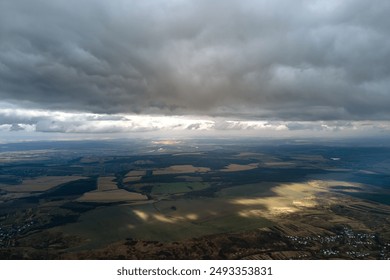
0,220,37,248
285,226,389,259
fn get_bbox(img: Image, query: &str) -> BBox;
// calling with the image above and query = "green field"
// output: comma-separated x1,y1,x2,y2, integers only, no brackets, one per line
151,182,210,195
216,182,276,197
56,196,273,249
198,214,273,232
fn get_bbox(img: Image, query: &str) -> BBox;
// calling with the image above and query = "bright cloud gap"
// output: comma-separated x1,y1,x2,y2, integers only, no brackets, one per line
1,103,390,137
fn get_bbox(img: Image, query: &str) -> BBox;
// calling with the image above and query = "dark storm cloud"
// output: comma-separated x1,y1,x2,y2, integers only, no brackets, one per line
1,0,390,120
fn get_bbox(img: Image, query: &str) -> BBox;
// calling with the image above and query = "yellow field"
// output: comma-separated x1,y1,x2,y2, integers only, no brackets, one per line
123,170,146,184
220,163,258,172
123,176,143,183
97,176,118,191
125,170,147,177
0,176,86,193
153,165,210,175
77,189,147,203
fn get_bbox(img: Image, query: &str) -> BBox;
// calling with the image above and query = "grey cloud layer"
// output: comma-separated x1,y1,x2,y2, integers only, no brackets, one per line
1,0,390,120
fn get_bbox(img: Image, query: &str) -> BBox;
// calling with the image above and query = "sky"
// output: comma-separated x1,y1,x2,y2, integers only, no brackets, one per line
1,0,390,142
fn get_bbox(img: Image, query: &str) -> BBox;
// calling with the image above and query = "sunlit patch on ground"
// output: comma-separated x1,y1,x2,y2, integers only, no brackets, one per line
231,180,365,216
